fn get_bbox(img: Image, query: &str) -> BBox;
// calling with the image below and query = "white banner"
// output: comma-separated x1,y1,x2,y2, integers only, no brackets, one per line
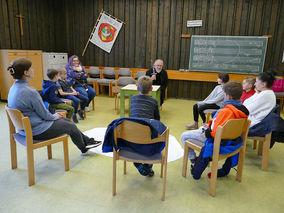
90,12,123,53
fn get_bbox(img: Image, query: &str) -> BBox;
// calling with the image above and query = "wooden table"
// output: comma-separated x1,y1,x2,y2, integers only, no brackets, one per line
120,84,161,117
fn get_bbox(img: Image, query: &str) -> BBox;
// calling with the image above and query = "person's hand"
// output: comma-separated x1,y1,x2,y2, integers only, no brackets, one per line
203,124,209,129
55,112,65,119
72,91,77,95
151,74,156,81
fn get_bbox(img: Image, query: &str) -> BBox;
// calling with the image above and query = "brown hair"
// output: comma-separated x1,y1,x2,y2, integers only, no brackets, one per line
218,73,229,83
7,58,32,79
47,68,59,80
137,76,152,94
223,81,243,100
244,76,256,89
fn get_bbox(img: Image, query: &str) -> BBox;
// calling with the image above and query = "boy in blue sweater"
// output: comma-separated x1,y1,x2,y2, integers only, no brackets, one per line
42,69,74,120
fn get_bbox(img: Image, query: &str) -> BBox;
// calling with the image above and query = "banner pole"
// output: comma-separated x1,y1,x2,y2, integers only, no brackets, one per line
82,9,104,56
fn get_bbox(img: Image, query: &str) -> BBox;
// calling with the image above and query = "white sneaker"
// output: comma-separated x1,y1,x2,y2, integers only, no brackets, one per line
85,107,90,112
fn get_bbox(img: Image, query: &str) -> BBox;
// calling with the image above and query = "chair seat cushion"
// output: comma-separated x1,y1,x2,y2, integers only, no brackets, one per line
119,149,162,161
97,79,113,84
13,133,43,146
87,78,100,83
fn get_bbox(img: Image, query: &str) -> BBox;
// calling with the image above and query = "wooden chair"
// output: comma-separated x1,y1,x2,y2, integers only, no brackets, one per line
182,118,250,197
5,105,69,186
112,120,170,201
248,132,272,171
97,67,116,96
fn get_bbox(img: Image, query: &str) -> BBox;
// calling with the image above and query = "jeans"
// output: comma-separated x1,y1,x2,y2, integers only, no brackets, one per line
65,94,89,113
74,85,96,108
193,103,220,123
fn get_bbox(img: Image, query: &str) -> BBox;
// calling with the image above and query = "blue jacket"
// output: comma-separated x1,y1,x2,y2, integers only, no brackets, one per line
102,117,167,156
42,80,64,104
248,106,279,137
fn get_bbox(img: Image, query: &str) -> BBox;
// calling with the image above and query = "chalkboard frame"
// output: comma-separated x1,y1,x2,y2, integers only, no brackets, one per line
189,35,268,74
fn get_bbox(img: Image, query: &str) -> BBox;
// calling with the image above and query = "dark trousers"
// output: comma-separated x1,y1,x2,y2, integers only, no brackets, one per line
33,119,90,152
65,94,89,113
193,103,220,123
191,147,232,180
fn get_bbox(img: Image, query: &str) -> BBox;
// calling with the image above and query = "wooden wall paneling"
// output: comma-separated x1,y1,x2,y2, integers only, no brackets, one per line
128,0,135,68
140,0,147,68
179,0,189,69
49,0,56,51
117,0,125,67
161,0,171,67
7,0,20,48
268,0,281,68
274,0,284,72
167,0,176,69
92,1,99,66
220,0,228,35
212,0,221,35
247,0,257,36
150,0,158,65
177,80,184,98
195,0,202,35
239,0,249,36
156,0,164,62
172,0,183,69
207,0,215,35
233,0,243,36
96,0,104,66
107,0,114,67
200,0,208,35
254,1,264,35
182,79,189,99
0,0,10,48
225,0,234,35
124,0,130,67
145,0,152,67
134,0,141,67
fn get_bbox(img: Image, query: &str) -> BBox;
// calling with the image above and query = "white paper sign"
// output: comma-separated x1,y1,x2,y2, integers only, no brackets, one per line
90,13,123,53
187,20,202,27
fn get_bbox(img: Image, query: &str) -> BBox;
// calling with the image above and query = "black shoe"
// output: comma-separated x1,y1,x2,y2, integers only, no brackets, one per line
144,164,154,177
78,110,84,120
134,163,149,176
72,114,79,123
86,138,102,148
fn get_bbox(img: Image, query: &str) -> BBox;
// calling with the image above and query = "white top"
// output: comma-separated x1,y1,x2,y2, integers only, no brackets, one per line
243,90,276,127
121,84,160,92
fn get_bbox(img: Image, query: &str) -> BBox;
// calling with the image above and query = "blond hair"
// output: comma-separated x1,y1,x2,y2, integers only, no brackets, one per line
137,76,152,94
58,68,67,75
244,76,256,89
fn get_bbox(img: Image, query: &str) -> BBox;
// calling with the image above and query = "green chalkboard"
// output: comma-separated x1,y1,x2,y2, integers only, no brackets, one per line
189,36,268,74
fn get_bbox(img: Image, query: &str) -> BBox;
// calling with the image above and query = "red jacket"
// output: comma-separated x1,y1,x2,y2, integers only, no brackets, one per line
240,89,255,103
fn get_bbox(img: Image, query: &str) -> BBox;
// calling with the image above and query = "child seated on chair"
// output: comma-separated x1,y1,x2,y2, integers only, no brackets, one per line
240,76,256,103
130,76,160,177
186,73,229,130
181,81,249,179
57,68,88,123
41,69,74,120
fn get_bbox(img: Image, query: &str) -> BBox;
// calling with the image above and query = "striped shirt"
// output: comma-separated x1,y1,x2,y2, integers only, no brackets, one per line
130,94,160,120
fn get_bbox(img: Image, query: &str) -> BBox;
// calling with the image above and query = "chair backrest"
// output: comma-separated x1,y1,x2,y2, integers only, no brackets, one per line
117,77,135,86
5,105,33,146
135,71,146,80
103,67,115,79
88,67,100,78
114,120,169,145
118,68,131,77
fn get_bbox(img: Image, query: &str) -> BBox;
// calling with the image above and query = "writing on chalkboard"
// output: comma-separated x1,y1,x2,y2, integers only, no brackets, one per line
189,36,268,74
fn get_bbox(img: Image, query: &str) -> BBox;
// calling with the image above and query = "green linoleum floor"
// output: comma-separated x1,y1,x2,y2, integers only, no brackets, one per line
0,96,283,212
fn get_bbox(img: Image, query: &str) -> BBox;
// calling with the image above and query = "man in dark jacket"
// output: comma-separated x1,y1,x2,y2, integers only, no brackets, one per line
146,59,168,105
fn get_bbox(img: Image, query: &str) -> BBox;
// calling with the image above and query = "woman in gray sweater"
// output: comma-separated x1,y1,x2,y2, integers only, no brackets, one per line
7,58,101,155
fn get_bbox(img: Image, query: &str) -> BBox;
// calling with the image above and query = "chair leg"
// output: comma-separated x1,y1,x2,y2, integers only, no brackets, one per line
113,153,117,196
252,140,257,150
262,134,271,171
258,141,263,156
63,139,69,171
92,99,95,111
182,144,189,177
27,148,35,186
236,149,245,182
123,160,126,175
160,161,164,178
10,137,17,169
47,145,52,159
84,108,86,118
162,161,168,201
209,159,218,197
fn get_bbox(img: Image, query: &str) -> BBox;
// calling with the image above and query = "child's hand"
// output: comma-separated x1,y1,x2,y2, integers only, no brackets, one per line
151,74,156,81
55,112,65,119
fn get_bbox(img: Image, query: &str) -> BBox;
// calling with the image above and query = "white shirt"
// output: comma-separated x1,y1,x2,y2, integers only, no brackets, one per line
243,90,276,127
